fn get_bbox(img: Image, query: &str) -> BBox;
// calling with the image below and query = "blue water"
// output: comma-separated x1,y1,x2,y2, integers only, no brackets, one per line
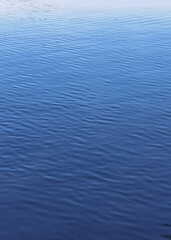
0,7,171,240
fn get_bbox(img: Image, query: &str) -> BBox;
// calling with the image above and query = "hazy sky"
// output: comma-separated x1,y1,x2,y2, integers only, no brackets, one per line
0,0,171,17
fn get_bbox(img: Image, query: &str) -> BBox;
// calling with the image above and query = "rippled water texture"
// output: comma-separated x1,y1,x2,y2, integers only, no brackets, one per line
0,1,171,239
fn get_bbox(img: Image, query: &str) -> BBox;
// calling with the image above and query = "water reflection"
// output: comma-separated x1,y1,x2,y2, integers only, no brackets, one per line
162,225,171,239
162,236,171,239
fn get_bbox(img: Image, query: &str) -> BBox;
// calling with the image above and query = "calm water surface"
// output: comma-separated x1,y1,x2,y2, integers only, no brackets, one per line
0,5,171,240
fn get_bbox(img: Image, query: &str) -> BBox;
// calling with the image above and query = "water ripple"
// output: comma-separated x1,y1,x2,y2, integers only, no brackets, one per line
0,9,171,240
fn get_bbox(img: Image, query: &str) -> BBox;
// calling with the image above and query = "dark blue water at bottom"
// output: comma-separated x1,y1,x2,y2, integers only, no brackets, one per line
0,9,171,240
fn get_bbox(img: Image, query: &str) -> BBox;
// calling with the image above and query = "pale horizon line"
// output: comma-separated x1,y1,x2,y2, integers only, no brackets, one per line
0,0,171,17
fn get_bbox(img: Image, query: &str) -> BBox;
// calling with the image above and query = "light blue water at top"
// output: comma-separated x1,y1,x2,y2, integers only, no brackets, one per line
0,8,171,240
